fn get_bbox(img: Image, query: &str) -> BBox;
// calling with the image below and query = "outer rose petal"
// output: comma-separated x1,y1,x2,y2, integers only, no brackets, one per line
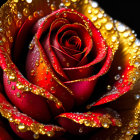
0,92,65,139
1,53,64,122
3,71,51,122
26,37,74,114
57,108,122,135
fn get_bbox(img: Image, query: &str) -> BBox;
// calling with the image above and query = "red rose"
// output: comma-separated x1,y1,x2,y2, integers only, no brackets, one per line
0,0,140,140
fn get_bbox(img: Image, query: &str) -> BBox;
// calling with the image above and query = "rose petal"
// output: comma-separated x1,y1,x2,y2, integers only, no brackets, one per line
55,23,93,67
26,37,74,114
89,65,134,107
3,71,51,123
41,18,70,80
65,80,96,105
0,92,65,139
13,16,41,62
57,108,122,135
0,52,63,121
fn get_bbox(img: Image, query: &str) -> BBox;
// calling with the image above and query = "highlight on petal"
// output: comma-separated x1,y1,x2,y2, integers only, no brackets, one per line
57,108,122,135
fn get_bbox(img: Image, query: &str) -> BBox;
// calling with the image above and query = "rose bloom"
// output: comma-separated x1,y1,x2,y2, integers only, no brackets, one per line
0,0,140,140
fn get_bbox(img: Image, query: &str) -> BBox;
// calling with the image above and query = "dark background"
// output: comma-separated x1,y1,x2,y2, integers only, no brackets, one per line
0,0,140,139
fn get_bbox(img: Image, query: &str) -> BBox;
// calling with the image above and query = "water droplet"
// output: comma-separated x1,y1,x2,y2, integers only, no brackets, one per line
135,94,140,100
59,3,65,8
18,123,27,132
11,85,15,90
114,74,120,80
135,39,140,46
46,131,54,137
64,0,71,7
16,20,22,28
50,87,56,93
118,66,122,70
79,127,83,133
91,1,98,8
0,28,3,32
88,9,92,14
91,16,97,21
126,130,131,136
119,79,123,83
50,4,56,11
17,12,22,19
133,77,136,81
105,22,113,30
107,85,111,90
14,0,19,2
6,30,11,37
98,13,103,18
7,16,12,25
117,23,126,32
102,122,109,128
23,8,30,17
84,120,90,126
17,92,21,98
33,133,39,139
84,0,89,4
135,61,140,66
26,0,32,3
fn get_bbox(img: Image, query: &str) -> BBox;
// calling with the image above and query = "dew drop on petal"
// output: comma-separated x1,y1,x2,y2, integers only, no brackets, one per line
118,66,122,71
33,133,39,139
79,127,83,133
135,94,140,100
107,85,111,90
26,0,32,3
117,23,126,32
114,74,120,80
105,22,113,30
135,39,140,46
91,1,98,8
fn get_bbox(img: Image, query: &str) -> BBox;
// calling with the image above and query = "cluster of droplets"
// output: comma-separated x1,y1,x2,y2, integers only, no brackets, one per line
106,66,122,91
60,111,122,132
0,102,58,139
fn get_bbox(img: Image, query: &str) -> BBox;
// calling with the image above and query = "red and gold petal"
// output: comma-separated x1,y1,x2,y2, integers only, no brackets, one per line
0,93,65,139
87,21,140,107
26,37,74,113
63,9,108,71
89,64,134,107
57,108,122,135
3,71,51,123
41,18,70,79
65,46,113,84
13,16,41,62
0,51,64,118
